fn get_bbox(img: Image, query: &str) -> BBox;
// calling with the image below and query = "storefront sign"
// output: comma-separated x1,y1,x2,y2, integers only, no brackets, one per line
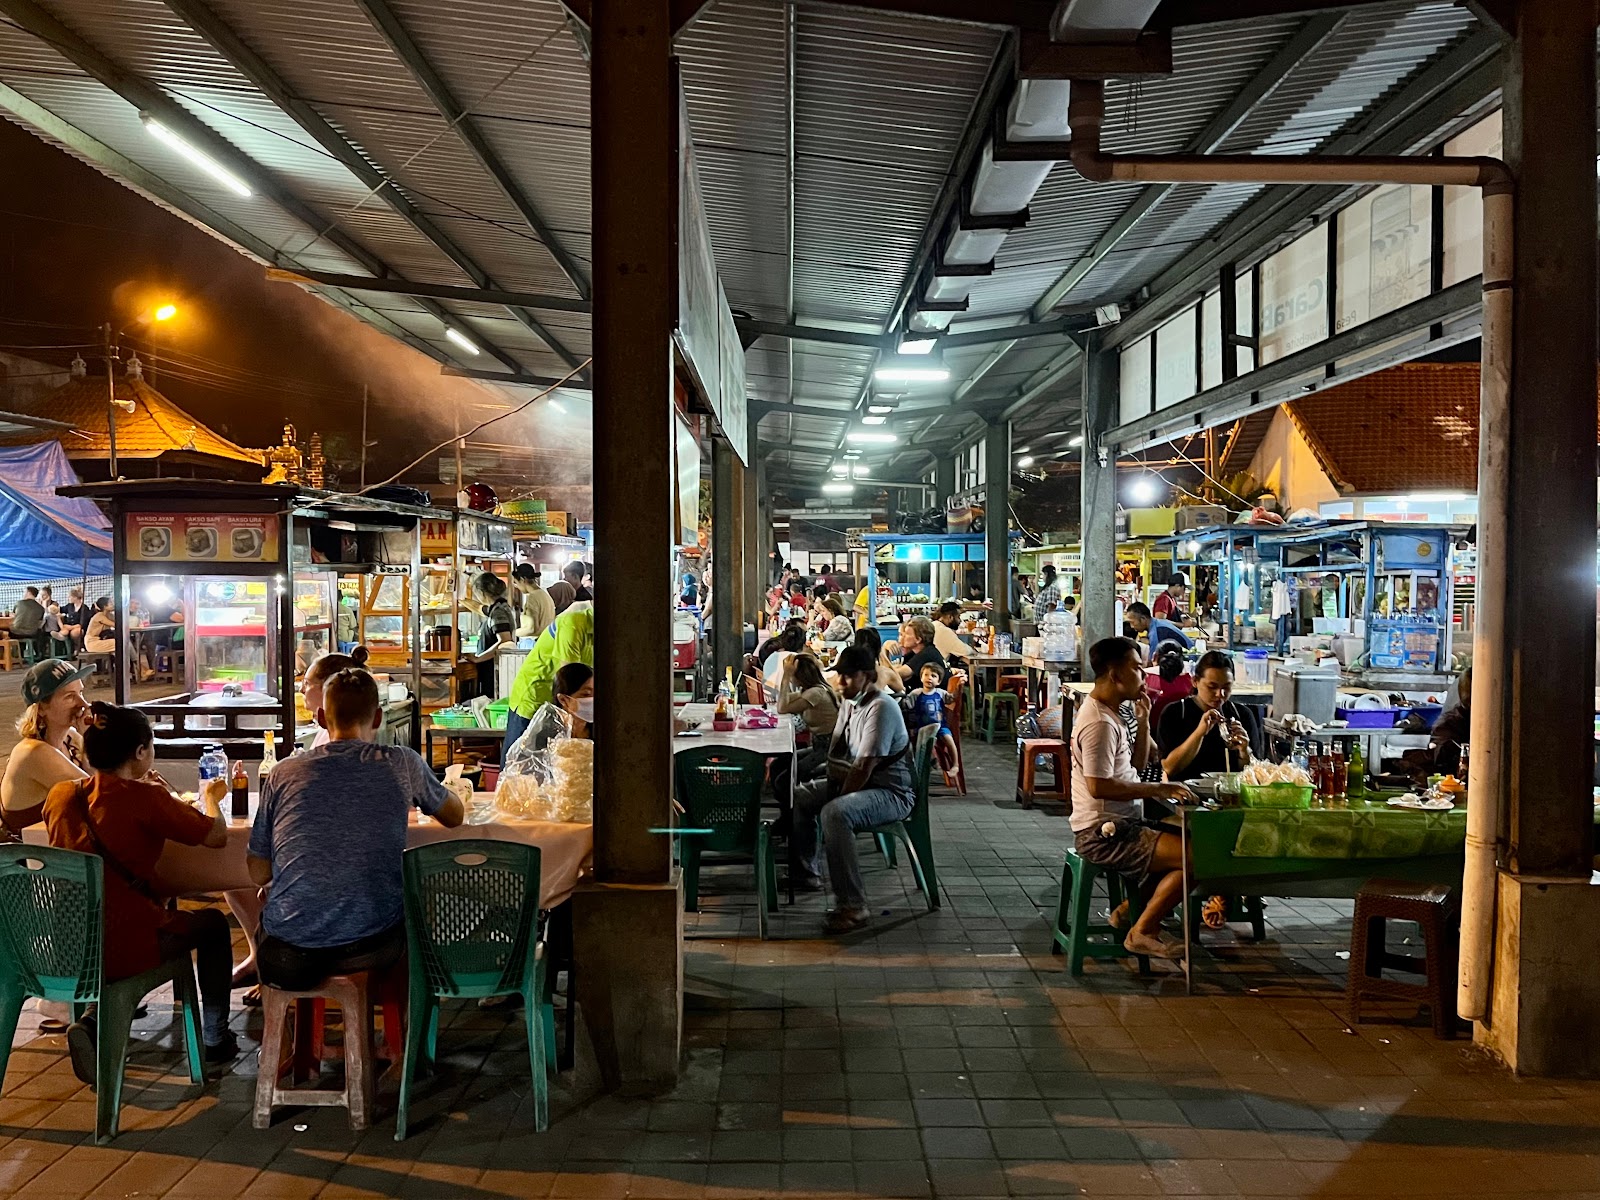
420,518,455,556
127,512,278,563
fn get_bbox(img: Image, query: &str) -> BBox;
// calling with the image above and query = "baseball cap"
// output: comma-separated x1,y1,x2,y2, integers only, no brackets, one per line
22,658,95,706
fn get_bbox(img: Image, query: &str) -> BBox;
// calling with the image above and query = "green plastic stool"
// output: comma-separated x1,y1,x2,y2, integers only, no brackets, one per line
1050,849,1150,976
863,727,941,910
982,690,1020,743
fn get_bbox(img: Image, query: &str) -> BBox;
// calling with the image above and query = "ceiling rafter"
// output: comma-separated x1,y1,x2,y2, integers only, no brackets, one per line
350,0,592,301
159,0,589,377
0,0,528,373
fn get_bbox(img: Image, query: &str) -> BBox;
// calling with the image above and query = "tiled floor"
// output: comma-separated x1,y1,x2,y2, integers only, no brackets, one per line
5,740,1600,1198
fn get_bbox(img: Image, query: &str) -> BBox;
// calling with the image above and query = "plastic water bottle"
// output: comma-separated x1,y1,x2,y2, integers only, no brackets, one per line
198,745,227,789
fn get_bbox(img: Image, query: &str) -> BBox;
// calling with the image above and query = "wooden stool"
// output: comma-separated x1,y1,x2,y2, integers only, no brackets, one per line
1051,850,1149,976
1347,878,1461,1039
1016,738,1069,808
983,690,1020,743
254,972,392,1130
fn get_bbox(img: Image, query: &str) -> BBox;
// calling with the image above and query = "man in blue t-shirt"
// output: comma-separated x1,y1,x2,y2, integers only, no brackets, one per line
247,667,464,990
1126,601,1191,664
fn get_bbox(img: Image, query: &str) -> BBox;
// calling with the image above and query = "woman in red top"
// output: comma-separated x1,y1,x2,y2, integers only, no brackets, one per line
1147,647,1194,727
44,702,235,1084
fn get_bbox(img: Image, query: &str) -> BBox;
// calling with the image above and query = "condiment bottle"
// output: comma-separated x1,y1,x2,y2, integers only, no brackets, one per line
231,759,250,819
1329,744,1346,805
1346,741,1366,801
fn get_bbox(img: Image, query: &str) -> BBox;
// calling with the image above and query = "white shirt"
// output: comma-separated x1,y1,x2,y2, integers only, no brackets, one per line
1069,697,1140,833
931,621,969,662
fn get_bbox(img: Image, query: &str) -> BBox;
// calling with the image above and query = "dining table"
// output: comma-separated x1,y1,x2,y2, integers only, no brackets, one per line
21,792,594,911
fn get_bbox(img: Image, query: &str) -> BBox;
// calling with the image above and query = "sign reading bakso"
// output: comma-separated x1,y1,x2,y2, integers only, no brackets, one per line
126,512,278,563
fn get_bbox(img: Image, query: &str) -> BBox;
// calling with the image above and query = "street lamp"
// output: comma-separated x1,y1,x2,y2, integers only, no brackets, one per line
103,302,178,477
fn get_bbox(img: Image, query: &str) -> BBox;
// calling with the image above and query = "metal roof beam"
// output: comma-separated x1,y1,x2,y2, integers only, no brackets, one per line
159,0,587,377
804,0,1054,30
441,366,593,390
1101,28,1504,350
0,0,518,370
265,268,591,313
1017,30,1172,78
350,0,592,302
1149,0,1374,29
736,313,1092,350
1028,11,1346,322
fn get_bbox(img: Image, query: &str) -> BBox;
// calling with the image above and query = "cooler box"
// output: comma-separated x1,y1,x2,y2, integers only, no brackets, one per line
1272,664,1340,724
673,611,699,669
1333,703,1442,729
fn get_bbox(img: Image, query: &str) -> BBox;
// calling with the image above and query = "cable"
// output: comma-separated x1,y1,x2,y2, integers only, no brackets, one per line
363,358,590,493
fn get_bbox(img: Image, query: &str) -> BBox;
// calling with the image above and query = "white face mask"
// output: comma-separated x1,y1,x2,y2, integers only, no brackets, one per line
574,698,595,723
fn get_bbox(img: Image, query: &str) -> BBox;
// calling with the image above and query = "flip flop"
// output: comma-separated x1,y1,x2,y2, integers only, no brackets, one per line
1201,895,1229,930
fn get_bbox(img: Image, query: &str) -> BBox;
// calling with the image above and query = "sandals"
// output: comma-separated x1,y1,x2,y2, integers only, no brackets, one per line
1201,895,1229,930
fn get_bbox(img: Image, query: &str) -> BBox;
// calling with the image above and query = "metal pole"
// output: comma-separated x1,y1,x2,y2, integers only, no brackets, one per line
102,322,119,478
983,420,1010,632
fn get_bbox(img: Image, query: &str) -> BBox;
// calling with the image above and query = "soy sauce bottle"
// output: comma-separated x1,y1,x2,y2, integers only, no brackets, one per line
231,759,250,819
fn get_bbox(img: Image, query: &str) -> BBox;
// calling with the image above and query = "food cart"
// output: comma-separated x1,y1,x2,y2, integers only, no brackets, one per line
1161,525,1274,648
64,480,449,760
861,532,1020,627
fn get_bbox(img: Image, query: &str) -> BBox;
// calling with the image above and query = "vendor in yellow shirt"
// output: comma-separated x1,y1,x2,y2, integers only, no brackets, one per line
854,585,870,629
505,603,594,754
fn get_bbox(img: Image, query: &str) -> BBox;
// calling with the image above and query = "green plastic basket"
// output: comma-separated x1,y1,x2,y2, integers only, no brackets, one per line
1239,782,1313,809
485,700,510,730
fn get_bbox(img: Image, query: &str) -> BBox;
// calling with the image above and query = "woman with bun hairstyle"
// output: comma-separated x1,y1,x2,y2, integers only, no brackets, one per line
44,702,235,1083
301,646,373,750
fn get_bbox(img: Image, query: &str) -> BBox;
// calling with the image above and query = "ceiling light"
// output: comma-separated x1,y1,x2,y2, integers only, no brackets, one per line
153,304,177,322
1016,455,1034,468
1129,475,1158,504
1068,434,1085,447
830,463,849,476
861,414,887,425
142,115,252,196
843,449,861,460
822,482,855,496
852,465,870,478
867,404,895,415
547,399,565,413
846,431,898,445
445,327,480,356
897,335,938,355
874,352,949,383
1015,445,1030,454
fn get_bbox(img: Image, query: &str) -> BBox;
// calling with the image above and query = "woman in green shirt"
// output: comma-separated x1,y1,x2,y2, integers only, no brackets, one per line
504,604,594,754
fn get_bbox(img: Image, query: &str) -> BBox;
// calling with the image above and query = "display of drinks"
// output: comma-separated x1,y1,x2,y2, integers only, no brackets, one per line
197,745,228,790
1329,744,1347,804
1346,741,1366,800
260,730,278,780
230,759,249,819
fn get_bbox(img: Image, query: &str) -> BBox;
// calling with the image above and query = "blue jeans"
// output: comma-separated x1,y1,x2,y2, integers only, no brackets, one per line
792,780,914,909
503,708,532,759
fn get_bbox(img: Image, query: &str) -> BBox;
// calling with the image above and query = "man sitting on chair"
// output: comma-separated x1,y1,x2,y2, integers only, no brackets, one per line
247,668,464,991
792,644,916,935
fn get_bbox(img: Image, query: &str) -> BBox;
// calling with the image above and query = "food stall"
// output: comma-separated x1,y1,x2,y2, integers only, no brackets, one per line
64,480,449,760
861,532,1019,627
1162,525,1274,648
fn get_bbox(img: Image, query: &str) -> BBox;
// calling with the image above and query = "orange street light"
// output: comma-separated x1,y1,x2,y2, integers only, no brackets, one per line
154,303,177,322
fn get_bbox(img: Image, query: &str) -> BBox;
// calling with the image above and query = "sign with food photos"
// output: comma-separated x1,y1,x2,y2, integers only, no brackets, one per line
126,512,279,563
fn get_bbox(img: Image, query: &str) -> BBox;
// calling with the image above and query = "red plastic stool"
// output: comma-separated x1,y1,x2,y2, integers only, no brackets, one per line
1016,738,1069,808
998,674,1030,708
255,972,395,1131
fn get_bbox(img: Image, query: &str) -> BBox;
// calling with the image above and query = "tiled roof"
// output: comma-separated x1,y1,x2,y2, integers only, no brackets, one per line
1284,363,1486,495
1,368,262,469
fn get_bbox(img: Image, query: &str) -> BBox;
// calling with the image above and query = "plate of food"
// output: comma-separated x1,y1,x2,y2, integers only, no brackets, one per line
185,525,218,558
1386,794,1455,811
231,526,265,559
140,526,172,558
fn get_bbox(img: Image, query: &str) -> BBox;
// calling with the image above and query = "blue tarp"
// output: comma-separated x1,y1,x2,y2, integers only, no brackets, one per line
0,442,111,581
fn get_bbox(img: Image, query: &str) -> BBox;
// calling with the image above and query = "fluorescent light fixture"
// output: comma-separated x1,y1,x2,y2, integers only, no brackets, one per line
1129,475,1158,504
897,335,938,355
1068,434,1085,447
1016,455,1034,468
861,414,888,425
547,399,565,413
1015,445,1030,454
875,364,950,383
444,327,480,356
142,115,252,196
843,449,861,460
852,465,870,478
846,431,898,445
822,482,855,496
830,462,850,476
867,404,895,415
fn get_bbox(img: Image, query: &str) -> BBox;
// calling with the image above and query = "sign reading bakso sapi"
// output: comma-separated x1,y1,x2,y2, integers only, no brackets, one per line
126,513,278,563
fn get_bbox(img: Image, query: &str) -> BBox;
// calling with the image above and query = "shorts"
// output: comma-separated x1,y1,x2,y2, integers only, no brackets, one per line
1073,818,1165,883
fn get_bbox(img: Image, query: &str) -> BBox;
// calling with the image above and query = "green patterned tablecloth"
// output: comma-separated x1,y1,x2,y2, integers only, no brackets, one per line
1232,803,1467,859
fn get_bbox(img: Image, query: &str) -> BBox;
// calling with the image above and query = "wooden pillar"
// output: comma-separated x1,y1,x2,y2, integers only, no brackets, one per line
576,0,682,1094
1480,0,1600,1077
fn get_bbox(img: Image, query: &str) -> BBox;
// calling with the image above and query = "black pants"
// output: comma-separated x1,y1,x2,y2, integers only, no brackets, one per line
154,907,233,1045
257,922,406,993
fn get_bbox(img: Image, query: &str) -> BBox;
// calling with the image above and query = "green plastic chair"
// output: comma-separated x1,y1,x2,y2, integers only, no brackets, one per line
864,725,940,910
1050,849,1150,976
673,746,778,939
396,840,554,1140
0,844,204,1143
983,690,1021,743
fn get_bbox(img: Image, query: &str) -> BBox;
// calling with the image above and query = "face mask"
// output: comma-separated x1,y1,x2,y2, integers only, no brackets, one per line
574,698,595,723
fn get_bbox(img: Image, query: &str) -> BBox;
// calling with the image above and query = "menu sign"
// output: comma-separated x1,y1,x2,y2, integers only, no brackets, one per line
127,513,278,563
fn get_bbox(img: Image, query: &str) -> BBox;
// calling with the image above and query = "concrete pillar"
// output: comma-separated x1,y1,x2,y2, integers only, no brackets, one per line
1479,0,1600,1077
577,0,682,1094
1080,333,1119,653
983,420,1011,631
935,457,955,509
711,438,743,680
742,433,764,639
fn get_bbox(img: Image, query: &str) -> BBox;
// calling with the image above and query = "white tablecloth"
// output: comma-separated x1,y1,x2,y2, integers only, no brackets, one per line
674,703,797,758
22,793,593,911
